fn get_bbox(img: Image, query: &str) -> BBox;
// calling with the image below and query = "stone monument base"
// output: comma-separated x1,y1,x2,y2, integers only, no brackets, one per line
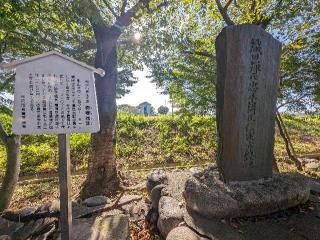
184,168,310,218
146,167,312,239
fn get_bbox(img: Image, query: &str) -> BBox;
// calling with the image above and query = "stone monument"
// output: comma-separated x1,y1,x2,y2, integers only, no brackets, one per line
182,24,309,219
145,24,311,239
216,24,281,181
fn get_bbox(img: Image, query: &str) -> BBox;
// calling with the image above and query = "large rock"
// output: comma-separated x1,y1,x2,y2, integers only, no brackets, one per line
184,208,242,240
0,217,23,235
11,217,56,240
15,208,36,219
162,170,193,202
157,196,184,237
121,198,148,221
310,181,320,194
71,214,129,240
83,196,108,207
166,226,206,240
216,24,281,181
184,170,310,218
146,170,168,195
151,184,166,210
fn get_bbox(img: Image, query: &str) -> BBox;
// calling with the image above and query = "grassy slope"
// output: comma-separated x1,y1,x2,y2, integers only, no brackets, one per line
2,113,319,209
0,113,319,177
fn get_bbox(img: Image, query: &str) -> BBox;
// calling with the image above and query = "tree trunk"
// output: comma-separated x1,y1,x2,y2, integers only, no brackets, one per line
80,25,121,198
275,111,303,171
0,135,21,211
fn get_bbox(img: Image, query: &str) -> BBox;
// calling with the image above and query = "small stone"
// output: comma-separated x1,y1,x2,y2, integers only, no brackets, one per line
151,184,166,210
72,200,79,207
146,170,168,196
166,226,204,240
190,167,201,175
83,196,108,207
37,200,60,213
157,196,183,237
0,235,10,240
305,162,320,170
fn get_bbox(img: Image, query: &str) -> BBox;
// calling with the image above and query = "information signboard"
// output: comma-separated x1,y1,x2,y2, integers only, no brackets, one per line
1,51,104,240
5,51,101,135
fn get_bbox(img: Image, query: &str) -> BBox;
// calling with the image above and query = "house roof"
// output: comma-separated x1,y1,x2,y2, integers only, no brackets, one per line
138,101,152,106
0,50,105,76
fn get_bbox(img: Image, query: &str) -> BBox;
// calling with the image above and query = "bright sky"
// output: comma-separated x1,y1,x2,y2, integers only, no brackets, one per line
116,68,170,110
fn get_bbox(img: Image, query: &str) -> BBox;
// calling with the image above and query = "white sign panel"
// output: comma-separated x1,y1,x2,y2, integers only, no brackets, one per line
11,54,100,134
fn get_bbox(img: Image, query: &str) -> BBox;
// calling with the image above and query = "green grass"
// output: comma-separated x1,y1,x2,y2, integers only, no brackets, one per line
0,113,319,177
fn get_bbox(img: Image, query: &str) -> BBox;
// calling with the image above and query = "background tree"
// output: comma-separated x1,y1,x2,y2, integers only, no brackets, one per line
0,0,80,211
139,0,319,169
70,0,168,198
139,0,319,115
158,105,169,114
0,0,154,207
118,104,140,114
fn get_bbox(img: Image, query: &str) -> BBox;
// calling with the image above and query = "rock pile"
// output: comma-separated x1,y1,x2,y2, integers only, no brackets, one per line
0,194,144,239
147,167,314,240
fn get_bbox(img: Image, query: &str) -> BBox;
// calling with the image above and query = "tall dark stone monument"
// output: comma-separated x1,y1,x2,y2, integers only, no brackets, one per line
216,24,282,181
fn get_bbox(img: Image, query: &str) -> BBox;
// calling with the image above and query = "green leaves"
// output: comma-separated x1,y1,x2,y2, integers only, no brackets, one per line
137,0,320,114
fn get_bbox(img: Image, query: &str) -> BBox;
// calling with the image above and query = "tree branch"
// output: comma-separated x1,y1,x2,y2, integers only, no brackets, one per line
121,0,128,15
0,120,8,145
145,1,169,14
215,0,235,26
277,93,311,109
183,50,215,59
116,0,167,28
76,0,106,27
223,0,233,11
102,0,119,18
0,73,15,93
260,0,284,29
115,0,148,28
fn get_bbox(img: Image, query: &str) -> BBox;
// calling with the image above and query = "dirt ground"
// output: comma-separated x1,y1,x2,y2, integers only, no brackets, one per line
5,168,320,240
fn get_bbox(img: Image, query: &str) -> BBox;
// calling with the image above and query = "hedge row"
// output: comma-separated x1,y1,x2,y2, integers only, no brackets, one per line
0,113,319,176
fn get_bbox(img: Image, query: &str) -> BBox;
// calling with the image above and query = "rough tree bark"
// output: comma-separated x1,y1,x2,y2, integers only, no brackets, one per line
0,121,21,211
79,0,167,198
80,24,122,198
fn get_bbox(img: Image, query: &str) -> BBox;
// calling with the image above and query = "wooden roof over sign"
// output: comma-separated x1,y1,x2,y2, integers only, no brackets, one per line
0,51,105,76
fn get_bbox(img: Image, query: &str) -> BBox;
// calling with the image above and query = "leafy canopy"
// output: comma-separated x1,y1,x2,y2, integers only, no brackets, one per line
138,0,320,114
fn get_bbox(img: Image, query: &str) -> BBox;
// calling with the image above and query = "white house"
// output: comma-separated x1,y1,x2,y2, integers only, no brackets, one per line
138,101,152,116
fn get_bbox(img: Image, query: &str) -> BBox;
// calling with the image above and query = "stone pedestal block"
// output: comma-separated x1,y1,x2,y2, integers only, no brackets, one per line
183,171,310,218
215,24,281,181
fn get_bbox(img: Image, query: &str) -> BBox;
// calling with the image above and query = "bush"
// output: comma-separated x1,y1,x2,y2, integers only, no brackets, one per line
0,112,319,176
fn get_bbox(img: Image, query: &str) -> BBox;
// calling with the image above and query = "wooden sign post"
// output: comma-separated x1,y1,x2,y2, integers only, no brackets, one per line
1,51,104,240
58,134,72,239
